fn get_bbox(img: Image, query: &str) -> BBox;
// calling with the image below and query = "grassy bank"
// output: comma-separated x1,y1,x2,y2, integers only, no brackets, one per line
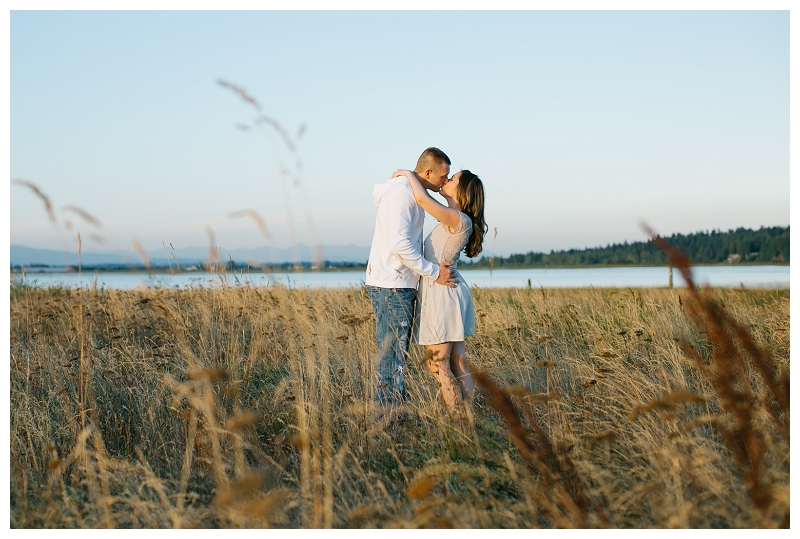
9,284,789,528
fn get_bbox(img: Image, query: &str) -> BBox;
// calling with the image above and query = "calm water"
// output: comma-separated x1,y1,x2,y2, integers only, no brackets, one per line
12,266,789,290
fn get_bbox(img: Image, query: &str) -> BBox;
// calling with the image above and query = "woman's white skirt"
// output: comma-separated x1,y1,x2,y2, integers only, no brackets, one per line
413,272,475,345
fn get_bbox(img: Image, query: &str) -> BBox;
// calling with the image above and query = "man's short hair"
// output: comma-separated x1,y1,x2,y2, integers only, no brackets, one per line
415,147,451,173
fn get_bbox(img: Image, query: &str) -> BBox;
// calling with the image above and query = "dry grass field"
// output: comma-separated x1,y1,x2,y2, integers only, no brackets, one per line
9,275,789,528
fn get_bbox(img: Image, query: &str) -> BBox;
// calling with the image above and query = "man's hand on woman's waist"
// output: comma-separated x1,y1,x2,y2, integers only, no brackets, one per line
434,262,457,288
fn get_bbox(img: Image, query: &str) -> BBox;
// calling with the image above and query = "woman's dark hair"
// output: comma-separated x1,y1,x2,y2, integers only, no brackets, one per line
454,170,487,258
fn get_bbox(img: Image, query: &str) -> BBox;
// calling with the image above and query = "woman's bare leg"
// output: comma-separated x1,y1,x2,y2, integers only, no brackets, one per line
449,341,474,422
425,343,465,419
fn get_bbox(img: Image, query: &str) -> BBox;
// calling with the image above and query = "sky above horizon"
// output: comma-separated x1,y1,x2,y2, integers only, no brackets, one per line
9,10,789,258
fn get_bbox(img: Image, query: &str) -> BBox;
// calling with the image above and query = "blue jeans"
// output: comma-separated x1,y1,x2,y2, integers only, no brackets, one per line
366,285,416,407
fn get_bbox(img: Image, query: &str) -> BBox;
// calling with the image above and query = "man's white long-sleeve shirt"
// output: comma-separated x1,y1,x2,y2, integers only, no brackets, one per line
365,177,439,288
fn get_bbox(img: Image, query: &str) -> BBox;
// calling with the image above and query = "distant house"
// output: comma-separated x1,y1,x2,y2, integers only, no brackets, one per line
727,254,741,263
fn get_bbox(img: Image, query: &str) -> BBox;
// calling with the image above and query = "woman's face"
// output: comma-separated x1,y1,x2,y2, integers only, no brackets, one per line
441,171,461,199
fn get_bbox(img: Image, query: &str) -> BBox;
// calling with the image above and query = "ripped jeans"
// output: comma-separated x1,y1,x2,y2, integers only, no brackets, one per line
366,286,417,407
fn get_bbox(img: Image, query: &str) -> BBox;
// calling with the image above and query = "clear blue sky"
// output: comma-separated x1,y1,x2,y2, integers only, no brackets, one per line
9,9,789,258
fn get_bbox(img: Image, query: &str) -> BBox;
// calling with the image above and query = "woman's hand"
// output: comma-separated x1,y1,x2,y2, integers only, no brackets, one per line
392,169,427,203
392,166,461,230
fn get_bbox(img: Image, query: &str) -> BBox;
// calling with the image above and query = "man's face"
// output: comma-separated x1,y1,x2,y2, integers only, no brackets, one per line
426,163,450,190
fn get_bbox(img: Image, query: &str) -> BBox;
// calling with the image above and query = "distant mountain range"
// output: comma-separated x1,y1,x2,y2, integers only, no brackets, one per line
13,226,789,269
10,243,371,267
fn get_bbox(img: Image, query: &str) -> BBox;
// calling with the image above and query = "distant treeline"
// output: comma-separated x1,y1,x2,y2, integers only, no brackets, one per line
465,226,789,268
11,260,366,273
10,227,790,272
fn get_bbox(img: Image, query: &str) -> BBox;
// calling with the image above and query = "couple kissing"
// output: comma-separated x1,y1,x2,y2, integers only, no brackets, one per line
365,147,487,424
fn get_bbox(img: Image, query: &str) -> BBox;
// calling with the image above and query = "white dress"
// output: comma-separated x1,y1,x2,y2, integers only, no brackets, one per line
413,211,476,345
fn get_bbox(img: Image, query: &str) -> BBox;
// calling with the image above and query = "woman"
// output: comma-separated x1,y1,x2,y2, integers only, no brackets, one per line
391,168,487,422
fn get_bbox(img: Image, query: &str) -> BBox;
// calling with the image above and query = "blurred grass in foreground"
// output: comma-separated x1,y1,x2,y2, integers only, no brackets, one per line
9,283,789,528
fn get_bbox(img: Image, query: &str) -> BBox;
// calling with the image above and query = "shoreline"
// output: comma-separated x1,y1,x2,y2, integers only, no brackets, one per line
11,261,791,275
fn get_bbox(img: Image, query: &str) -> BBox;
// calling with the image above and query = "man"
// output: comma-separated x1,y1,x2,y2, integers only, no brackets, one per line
365,147,456,414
